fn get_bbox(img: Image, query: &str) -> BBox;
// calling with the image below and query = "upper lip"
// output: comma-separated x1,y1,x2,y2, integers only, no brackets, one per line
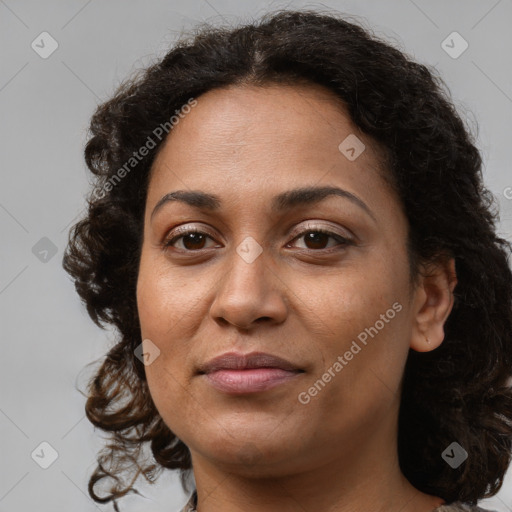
198,351,303,374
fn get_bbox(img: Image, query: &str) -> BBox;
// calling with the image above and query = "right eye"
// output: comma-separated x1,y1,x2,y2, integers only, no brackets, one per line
162,228,219,252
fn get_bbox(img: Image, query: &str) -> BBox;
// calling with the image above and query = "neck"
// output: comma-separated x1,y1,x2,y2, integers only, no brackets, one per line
188,398,444,512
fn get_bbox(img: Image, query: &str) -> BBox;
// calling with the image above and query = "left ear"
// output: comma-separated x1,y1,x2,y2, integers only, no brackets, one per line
410,256,458,353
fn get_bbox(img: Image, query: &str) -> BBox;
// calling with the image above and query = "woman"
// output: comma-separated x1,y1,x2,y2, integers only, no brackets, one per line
62,9,512,512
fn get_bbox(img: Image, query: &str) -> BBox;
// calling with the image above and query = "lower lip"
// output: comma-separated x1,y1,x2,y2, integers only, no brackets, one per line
203,368,302,394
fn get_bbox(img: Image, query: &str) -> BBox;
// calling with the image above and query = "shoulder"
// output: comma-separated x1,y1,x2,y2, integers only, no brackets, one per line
178,490,197,512
177,495,497,512
435,503,498,512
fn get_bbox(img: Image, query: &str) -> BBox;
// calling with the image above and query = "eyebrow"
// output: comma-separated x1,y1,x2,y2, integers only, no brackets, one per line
150,185,376,223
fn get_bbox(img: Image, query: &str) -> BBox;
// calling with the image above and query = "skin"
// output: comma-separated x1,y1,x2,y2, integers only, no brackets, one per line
136,83,457,512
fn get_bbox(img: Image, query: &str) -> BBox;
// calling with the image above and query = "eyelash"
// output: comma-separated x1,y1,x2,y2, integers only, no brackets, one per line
162,226,353,253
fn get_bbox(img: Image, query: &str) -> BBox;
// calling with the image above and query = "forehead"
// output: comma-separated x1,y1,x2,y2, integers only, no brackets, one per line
147,83,393,213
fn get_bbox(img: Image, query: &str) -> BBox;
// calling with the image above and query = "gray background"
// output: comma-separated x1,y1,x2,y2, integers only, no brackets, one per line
1,0,511,511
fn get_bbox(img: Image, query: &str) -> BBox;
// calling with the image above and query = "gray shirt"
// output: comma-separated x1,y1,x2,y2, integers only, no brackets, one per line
178,491,497,512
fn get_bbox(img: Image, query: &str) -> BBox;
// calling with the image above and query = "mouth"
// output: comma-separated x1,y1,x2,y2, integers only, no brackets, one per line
198,351,305,395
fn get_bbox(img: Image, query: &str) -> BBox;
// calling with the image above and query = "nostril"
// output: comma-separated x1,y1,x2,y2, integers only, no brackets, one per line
255,317,272,323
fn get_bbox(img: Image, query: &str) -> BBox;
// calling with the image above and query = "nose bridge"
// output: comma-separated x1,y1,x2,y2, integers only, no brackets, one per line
209,234,288,329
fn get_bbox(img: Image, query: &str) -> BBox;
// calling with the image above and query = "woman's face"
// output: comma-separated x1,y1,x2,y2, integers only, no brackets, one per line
136,83,430,476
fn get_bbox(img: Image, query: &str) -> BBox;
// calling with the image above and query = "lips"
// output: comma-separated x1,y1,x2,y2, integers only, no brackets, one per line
198,351,304,395
197,351,302,374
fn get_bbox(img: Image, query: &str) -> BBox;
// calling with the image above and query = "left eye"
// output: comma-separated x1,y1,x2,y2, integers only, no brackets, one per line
163,230,218,251
288,229,351,250
163,228,351,252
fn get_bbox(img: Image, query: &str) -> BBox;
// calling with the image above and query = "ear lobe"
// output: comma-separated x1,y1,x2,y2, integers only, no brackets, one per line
410,257,457,353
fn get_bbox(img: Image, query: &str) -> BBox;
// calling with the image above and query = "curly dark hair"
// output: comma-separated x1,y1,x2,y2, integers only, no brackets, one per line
62,8,512,511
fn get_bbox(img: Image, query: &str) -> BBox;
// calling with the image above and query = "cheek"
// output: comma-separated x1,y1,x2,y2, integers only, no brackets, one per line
307,258,405,340
136,250,200,342
307,252,410,396
136,256,188,408
136,282,194,440
304,298,408,442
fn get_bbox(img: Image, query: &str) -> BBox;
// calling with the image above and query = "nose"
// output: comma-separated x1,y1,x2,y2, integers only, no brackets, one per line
208,239,288,331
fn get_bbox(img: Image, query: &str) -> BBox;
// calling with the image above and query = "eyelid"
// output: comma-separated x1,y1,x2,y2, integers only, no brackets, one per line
163,224,219,248
288,221,354,242
167,224,215,239
162,221,354,251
